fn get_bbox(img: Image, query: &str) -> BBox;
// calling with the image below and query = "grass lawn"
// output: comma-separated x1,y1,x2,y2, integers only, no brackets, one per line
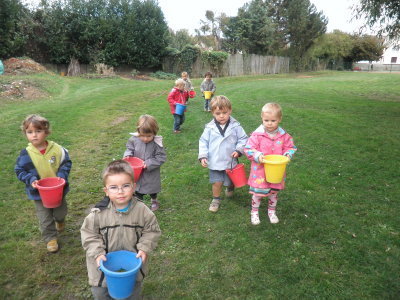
0,71,399,299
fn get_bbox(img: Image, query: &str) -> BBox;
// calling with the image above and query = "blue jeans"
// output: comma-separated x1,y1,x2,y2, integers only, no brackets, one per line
204,99,210,110
173,113,185,131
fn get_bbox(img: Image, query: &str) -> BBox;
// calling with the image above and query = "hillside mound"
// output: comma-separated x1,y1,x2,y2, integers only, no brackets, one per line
3,58,48,75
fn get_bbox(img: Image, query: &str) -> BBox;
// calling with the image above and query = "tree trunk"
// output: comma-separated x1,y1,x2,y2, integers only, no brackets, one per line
67,58,80,76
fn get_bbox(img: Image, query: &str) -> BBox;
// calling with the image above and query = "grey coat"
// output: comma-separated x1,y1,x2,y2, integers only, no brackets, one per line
124,135,167,194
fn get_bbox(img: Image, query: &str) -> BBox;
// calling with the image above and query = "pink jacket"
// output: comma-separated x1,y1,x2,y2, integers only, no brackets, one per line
244,125,297,191
167,87,188,114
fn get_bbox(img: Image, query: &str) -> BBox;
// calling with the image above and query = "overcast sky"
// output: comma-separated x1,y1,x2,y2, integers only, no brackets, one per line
158,0,366,35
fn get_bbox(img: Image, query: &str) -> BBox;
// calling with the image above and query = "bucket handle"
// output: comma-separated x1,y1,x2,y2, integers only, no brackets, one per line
230,157,239,171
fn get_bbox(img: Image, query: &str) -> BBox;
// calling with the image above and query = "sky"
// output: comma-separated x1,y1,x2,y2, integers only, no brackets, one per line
157,0,366,35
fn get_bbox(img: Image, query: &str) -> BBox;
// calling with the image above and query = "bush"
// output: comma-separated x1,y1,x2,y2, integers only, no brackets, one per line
149,71,177,80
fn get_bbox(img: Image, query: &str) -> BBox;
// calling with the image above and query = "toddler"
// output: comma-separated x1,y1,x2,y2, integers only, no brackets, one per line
200,71,216,112
124,115,166,211
181,71,194,102
199,96,248,212
244,103,297,225
167,78,188,133
15,114,72,252
81,160,161,299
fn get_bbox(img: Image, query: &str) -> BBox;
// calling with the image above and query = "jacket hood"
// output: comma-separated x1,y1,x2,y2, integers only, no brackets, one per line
205,116,241,129
252,125,286,136
26,140,55,154
128,132,163,147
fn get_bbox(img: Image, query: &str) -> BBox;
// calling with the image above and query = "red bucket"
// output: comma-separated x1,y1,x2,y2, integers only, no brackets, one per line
189,90,196,98
226,163,247,188
123,157,144,182
36,177,66,208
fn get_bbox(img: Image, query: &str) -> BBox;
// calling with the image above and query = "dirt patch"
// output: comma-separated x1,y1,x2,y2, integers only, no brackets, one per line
296,75,314,78
0,80,48,100
111,116,130,126
3,57,49,75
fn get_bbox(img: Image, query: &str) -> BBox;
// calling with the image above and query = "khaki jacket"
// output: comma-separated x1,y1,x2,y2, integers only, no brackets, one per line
81,197,161,287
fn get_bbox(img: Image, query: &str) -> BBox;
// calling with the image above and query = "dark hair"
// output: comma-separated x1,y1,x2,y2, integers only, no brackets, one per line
102,160,134,185
21,114,51,134
204,71,213,78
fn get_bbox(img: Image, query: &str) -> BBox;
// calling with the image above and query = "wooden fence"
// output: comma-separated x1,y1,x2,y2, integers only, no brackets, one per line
162,53,290,77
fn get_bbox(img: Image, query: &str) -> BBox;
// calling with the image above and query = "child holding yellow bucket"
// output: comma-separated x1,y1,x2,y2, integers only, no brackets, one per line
14,114,72,252
167,78,188,133
81,160,161,300
199,96,248,212
124,114,167,211
200,71,216,112
244,103,297,225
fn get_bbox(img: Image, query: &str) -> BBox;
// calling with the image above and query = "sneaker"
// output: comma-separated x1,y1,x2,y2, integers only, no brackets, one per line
225,188,234,198
251,211,260,225
174,130,181,134
268,213,279,224
207,108,211,112
47,239,59,253
55,221,65,232
208,199,220,212
151,200,159,211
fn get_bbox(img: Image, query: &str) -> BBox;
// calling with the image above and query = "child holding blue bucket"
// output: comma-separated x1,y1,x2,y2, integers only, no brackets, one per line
244,103,297,225
167,78,188,133
200,71,216,112
124,114,167,211
14,114,72,253
199,96,248,212
81,160,161,300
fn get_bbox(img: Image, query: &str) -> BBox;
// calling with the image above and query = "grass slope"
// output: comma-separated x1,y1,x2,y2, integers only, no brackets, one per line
0,72,399,299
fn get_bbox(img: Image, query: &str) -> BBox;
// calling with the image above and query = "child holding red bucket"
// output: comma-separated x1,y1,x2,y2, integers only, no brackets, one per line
199,96,248,212
124,115,166,211
181,71,194,102
167,78,188,133
244,103,297,225
14,114,72,252
81,160,161,300
200,71,216,112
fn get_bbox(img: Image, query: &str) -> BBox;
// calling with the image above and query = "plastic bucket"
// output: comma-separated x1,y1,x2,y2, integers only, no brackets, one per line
100,250,142,299
226,163,247,188
36,177,66,208
175,103,186,115
189,90,196,98
204,91,213,100
123,157,144,182
263,155,289,184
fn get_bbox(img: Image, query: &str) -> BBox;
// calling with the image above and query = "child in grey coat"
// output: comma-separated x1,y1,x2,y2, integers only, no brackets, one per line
124,115,167,211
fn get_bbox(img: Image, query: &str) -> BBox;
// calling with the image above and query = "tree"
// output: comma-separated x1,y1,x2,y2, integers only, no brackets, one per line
168,29,195,51
196,10,227,50
354,0,400,41
345,34,386,63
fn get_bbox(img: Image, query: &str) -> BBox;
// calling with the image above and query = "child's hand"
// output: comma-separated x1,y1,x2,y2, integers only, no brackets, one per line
143,163,147,169
201,158,208,167
231,151,239,158
31,180,39,188
136,250,147,264
96,254,107,267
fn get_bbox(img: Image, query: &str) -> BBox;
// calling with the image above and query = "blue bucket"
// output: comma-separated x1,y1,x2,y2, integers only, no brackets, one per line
175,103,186,115
100,250,142,299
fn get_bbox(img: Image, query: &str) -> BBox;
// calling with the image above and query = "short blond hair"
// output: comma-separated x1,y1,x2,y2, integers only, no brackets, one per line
136,114,159,135
21,114,51,134
181,71,188,77
102,160,134,185
261,103,282,119
210,95,232,112
175,78,185,87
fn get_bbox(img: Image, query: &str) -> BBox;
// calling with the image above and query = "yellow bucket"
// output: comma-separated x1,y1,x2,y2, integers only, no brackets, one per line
204,91,213,100
263,155,289,183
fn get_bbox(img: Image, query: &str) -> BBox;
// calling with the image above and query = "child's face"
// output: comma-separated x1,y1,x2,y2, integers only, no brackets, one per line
104,173,134,209
182,74,188,80
205,75,212,81
213,107,232,125
177,83,185,91
25,123,48,149
139,133,154,144
262,112,281,132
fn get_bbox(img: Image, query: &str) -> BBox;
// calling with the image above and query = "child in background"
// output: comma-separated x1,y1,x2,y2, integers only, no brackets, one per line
199,96,248,212
200,71,216,112
167,78,188,133
81,160,161,300
181,71,194,102
244,103,297,225
15,114,72,253
124,115,167,211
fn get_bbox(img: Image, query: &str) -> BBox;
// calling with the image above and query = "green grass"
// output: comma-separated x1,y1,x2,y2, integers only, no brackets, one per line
0,71,399,299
